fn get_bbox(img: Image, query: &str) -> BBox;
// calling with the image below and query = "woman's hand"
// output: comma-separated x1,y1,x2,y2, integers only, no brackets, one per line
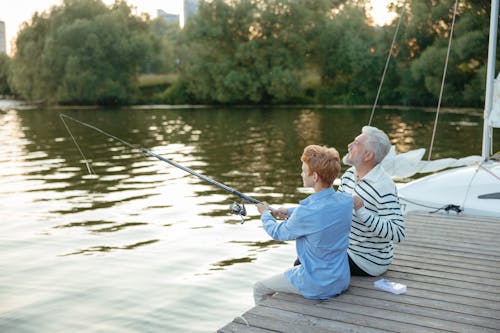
256,202,270,214
273,207,289,219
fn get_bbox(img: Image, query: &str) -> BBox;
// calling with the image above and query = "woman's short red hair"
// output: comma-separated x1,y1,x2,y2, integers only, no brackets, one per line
301,145,341,186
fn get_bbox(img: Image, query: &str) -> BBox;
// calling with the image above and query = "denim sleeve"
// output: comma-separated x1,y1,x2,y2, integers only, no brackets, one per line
261,206,317,241
261,209,303,241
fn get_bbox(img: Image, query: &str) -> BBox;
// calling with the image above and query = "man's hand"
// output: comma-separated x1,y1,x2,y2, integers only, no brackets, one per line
353,195,364,210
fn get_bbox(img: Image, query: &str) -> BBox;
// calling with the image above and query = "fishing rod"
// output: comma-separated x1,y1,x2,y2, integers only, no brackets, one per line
59,113,271,222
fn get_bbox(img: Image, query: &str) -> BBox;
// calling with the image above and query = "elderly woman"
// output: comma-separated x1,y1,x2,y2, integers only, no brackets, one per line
254,144,353,304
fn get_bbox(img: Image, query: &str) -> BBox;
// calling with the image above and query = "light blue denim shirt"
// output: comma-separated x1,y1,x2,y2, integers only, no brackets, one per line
261,188,353,299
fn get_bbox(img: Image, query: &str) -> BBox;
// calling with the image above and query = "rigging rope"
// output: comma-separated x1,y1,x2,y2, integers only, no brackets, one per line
427,0,459,161
368,4,406,126
400,196,462,214
479,162,500,181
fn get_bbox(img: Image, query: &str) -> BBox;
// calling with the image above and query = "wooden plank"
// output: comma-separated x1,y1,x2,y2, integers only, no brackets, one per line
271,289,500,332
405,220,500,235
217,321,274,333
402,236,500,254
387,264,500,287
240,303,388,333
396,240,500,259
393,252,500,273
217,212,500,333
347,284,500,320
404,223,500,240
260,296,442,333
314,296,498,333
350,277,500,307
389,259,500,280
407,218,500,229
324,294,499,332
396,243,500,262
381,270,500,299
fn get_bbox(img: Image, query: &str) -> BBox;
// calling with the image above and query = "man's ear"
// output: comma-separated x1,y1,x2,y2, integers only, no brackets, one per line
364,151,375,162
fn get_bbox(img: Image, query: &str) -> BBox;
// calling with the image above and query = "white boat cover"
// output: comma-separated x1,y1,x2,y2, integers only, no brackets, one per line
381,146,482,179
385,71,500,180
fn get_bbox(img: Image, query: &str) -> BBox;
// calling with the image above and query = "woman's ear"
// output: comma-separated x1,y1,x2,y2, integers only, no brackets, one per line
313,172,319,182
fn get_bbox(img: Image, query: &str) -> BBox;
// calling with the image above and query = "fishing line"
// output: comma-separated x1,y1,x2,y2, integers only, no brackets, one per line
59,113,273,222
60,114,96,175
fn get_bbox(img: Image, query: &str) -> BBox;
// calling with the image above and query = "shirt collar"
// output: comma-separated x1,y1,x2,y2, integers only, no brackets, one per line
300,187,334,205
354,163,385,184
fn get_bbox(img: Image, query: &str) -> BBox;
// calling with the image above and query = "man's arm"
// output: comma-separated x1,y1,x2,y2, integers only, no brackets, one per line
353,183,405,243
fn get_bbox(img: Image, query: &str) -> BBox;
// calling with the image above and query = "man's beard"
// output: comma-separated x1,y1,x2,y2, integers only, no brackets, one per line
342,154,353,166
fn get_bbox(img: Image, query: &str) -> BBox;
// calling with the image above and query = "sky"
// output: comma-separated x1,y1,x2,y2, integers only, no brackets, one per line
0,0,184,55
0,0,395,56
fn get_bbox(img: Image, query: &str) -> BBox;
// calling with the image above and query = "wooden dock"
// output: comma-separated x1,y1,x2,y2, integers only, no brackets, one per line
217,211,500,332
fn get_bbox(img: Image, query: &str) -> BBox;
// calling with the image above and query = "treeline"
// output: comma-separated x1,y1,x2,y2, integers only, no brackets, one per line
0,0,495,106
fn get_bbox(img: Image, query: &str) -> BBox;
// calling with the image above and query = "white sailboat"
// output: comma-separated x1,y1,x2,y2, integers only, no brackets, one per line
395,0,500,218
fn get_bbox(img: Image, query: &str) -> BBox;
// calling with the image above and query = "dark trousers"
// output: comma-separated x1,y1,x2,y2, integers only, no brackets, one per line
347,255,373,277
293,255,373,277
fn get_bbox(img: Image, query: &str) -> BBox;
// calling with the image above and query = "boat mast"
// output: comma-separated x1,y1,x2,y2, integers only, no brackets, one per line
482,0,499,160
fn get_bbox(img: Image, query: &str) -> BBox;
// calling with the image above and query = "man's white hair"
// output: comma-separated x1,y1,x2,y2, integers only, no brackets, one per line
362,126,391,164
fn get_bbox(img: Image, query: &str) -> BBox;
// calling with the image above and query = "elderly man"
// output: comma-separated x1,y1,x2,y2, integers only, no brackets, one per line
339,126,405,276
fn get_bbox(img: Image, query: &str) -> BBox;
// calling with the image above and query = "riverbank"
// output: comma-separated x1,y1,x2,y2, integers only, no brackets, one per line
0,98,483,116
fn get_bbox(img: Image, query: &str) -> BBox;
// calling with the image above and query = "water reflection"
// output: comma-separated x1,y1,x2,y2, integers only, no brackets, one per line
208,240,288,270
230,240,287,249
62,239,160,256
210,256,256,270
54,220,115,229
54,221,147,233
294,109,322,145
386,115,417,153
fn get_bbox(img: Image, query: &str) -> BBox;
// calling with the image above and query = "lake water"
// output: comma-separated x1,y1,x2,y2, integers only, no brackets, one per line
0,105,495,332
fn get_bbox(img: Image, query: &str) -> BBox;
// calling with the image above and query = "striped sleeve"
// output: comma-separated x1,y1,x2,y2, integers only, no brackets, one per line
354,180,405,243
339,166,405,275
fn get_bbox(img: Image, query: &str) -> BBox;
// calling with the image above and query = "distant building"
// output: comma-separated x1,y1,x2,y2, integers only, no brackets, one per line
183,0,199,25
157,0,199,28
157,9,180,26
0,21,6,54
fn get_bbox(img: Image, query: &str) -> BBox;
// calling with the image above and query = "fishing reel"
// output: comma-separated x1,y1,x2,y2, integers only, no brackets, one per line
229,202,247,224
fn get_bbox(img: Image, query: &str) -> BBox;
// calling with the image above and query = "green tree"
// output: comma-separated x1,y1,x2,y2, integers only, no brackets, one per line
178,0,332,104
0,54,12,95
10,0,153,105
149,18,183,74
314,4,387,104
404,0,493,106
9,11,51,101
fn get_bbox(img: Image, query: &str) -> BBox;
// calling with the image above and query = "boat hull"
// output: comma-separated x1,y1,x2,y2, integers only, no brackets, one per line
397,161,500,217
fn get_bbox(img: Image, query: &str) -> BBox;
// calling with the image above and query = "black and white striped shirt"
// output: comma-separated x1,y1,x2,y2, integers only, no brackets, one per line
339,164,405,276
